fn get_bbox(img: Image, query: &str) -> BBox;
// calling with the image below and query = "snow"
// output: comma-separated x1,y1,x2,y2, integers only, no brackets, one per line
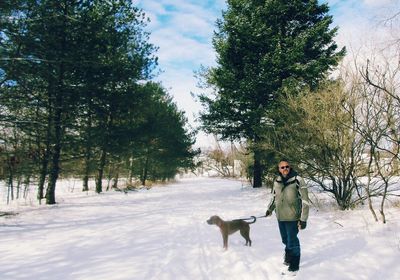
1,177,400,280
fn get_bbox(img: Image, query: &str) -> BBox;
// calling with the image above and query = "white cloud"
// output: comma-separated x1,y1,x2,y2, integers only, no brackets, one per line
150,28,215,66
363,0,396,7
326,0,398,51
169,13,213,38
154,68,203,126
133,0,223,130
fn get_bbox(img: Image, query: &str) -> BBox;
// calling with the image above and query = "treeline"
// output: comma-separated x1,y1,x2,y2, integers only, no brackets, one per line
198,0,400,220
0,0,198,204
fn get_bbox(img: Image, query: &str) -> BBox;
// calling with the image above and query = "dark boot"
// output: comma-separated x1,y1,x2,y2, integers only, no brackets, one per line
283,250,290,266
288,255,300,272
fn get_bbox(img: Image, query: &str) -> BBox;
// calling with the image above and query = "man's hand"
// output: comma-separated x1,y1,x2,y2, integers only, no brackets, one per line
298,220,307,230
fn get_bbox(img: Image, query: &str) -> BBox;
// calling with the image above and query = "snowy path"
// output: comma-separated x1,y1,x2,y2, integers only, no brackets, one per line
1,177,400,280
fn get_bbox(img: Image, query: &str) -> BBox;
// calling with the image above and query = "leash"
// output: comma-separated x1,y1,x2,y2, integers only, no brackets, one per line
234,215,268,223
255,215,268,219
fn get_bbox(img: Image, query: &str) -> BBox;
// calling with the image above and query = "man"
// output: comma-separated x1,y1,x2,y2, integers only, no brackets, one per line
265,159,310,274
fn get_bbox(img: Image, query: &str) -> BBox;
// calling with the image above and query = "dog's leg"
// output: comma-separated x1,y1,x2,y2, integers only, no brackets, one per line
222,232,229,250
240,228,252,246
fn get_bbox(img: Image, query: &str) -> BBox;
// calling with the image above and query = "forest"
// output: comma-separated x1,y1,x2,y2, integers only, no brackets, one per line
0,0,198,205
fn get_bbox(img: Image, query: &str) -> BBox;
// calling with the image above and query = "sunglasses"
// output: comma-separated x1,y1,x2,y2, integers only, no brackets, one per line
279,165,290,170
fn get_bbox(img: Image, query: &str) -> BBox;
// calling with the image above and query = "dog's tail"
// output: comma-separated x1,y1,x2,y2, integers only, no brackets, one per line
247,216,257,224
233,215,258,224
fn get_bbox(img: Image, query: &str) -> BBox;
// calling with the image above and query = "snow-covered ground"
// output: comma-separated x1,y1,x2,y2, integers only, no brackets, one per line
1,177,399,280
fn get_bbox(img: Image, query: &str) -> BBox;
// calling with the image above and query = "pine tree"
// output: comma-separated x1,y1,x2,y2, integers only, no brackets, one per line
0,0,157,202
199,0,345,187
130,82,198,186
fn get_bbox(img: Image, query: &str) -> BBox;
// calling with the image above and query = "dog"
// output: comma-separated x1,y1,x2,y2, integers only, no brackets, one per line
207,215,256,250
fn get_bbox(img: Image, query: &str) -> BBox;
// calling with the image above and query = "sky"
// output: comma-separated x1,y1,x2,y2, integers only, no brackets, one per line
132,0,400,147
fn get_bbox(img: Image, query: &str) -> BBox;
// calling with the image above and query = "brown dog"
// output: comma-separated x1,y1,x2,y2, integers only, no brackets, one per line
207,215,256,250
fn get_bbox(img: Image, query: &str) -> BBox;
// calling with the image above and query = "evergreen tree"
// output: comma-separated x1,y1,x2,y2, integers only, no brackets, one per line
70,0,157,194
199,0,345,187
1,0,81,204
130,82,198,186
0,0,157,202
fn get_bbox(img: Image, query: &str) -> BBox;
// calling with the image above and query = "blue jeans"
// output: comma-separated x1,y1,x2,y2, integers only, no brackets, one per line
278,221,300,257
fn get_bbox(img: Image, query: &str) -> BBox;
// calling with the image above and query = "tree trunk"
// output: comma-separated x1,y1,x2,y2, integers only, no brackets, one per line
95,148,107,193
366,149,378,221
82,94,93,192
37,85,53,203
82,167,90,192
37,149,49,202
141,152,149,186
253,149,262,188
7,166,14,204
378,169,389,224
45,106,62,205
128,156,134,185
112,171,119,189
23,175,30,199
82,138,92,192
45,2,68,205
16,176,21,199
45,148,61,205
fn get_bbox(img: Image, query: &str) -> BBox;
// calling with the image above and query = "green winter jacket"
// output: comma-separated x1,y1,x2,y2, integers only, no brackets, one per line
267,171,310,222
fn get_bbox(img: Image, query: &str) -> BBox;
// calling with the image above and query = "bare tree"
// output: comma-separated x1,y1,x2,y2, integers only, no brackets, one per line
357,51,400,223
199,137,247,178
271,81,367,210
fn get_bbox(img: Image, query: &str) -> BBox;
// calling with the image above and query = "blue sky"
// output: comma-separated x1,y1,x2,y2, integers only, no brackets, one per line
132,0,399,146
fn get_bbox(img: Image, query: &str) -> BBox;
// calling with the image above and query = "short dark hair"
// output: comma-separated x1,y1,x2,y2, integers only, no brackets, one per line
278,158,290,165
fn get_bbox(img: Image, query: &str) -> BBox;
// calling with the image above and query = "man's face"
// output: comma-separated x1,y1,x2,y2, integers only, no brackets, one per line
278,161,290,177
